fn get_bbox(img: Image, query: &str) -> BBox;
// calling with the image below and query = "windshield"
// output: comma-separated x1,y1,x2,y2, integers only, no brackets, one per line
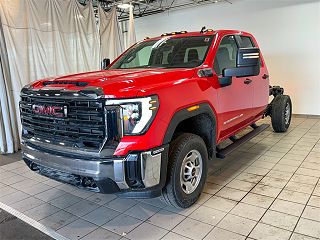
110,35,214,69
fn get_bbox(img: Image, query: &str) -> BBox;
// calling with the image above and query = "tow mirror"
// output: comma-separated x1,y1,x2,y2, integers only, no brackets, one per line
237,47,260,68
101,58,111,70
218,76,232,87
223,47,260,78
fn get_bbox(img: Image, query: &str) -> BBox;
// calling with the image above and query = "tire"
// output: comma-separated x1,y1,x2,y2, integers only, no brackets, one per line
271,95,292,133
161,133,208,208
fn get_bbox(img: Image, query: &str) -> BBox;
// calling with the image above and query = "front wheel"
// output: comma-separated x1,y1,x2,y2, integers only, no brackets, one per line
271,95,292,133
161,133,208,208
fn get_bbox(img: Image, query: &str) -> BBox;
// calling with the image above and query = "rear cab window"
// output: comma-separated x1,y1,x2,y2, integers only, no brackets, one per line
238,36,255,48
236,35,262,67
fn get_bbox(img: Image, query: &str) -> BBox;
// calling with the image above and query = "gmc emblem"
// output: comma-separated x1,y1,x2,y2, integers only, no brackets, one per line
32,105,67,118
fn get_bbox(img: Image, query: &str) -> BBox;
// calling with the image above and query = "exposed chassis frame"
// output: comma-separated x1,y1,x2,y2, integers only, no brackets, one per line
265,85,284,116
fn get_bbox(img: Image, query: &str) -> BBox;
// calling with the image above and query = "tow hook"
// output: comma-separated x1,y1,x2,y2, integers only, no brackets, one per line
81,177,97,188
30,162,39,171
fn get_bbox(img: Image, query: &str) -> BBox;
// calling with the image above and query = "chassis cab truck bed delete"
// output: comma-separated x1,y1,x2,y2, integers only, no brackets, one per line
20,29,292,208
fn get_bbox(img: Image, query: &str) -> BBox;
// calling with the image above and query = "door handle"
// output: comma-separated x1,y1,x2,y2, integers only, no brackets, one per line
262,74,269,79
244,79,252,84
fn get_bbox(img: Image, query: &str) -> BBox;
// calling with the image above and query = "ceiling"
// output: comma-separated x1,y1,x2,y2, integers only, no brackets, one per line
79,0,233,21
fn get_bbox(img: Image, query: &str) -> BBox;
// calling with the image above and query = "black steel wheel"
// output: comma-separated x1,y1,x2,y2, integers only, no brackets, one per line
271,95,292,133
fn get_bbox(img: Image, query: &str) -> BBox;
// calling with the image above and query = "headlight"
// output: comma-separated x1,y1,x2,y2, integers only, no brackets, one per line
106,95,159,135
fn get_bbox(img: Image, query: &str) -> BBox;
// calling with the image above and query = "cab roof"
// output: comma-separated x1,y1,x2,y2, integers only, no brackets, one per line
144,29,252,41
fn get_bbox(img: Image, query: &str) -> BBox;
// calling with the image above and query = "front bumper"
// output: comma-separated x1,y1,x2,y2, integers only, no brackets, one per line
22,141,168,198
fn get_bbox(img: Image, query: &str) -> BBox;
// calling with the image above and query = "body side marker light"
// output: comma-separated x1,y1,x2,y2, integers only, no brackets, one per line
187,105,200,112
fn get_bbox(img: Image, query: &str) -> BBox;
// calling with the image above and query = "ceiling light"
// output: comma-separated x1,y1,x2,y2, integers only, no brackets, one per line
117,3,132,9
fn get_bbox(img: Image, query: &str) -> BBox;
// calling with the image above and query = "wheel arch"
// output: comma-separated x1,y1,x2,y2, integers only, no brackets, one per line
162,103,217,158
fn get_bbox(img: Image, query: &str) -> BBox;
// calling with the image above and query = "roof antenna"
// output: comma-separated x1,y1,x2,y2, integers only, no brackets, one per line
200,26,206,33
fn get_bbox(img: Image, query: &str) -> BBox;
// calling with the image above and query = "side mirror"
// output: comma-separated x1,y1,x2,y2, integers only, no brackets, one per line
223,48,260,78
197,68,213,77
101,58,111,70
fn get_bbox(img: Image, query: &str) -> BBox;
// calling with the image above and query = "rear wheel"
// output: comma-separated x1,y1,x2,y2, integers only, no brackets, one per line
161,133,208,208
271,95,292,132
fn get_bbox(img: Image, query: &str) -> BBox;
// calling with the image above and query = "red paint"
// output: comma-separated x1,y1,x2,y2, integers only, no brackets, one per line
31,30,270,156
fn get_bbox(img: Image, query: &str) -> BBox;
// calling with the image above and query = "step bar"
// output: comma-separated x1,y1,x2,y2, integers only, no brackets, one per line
216,124,270,159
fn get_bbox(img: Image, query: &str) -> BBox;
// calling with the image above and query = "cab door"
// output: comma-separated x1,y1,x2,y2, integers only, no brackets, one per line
235,35,269,118
213,35,254,140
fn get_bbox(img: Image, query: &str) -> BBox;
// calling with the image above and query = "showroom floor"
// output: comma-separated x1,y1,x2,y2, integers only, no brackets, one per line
0,116,319,240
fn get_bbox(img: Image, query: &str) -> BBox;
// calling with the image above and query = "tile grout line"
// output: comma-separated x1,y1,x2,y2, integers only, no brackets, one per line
2,180,135,238
246,118,319,239
78,193,194,239
199,124,292,239
288,147,320,239
199,122,295,239
202,118,311,239
78,203,162,239
2,174,175,239
0,201,70,240
244,118,316,238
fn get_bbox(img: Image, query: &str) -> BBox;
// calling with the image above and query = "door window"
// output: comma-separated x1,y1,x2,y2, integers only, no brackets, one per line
239,36,255,48
214,35,238,75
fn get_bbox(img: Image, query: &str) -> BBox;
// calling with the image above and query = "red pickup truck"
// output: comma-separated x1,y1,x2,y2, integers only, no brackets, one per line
20,29,292,208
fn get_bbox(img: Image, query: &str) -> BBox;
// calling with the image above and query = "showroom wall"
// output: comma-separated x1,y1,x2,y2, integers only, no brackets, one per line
135,0,320,115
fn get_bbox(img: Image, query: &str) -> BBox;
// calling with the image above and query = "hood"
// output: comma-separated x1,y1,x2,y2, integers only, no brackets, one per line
31,68,196,98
